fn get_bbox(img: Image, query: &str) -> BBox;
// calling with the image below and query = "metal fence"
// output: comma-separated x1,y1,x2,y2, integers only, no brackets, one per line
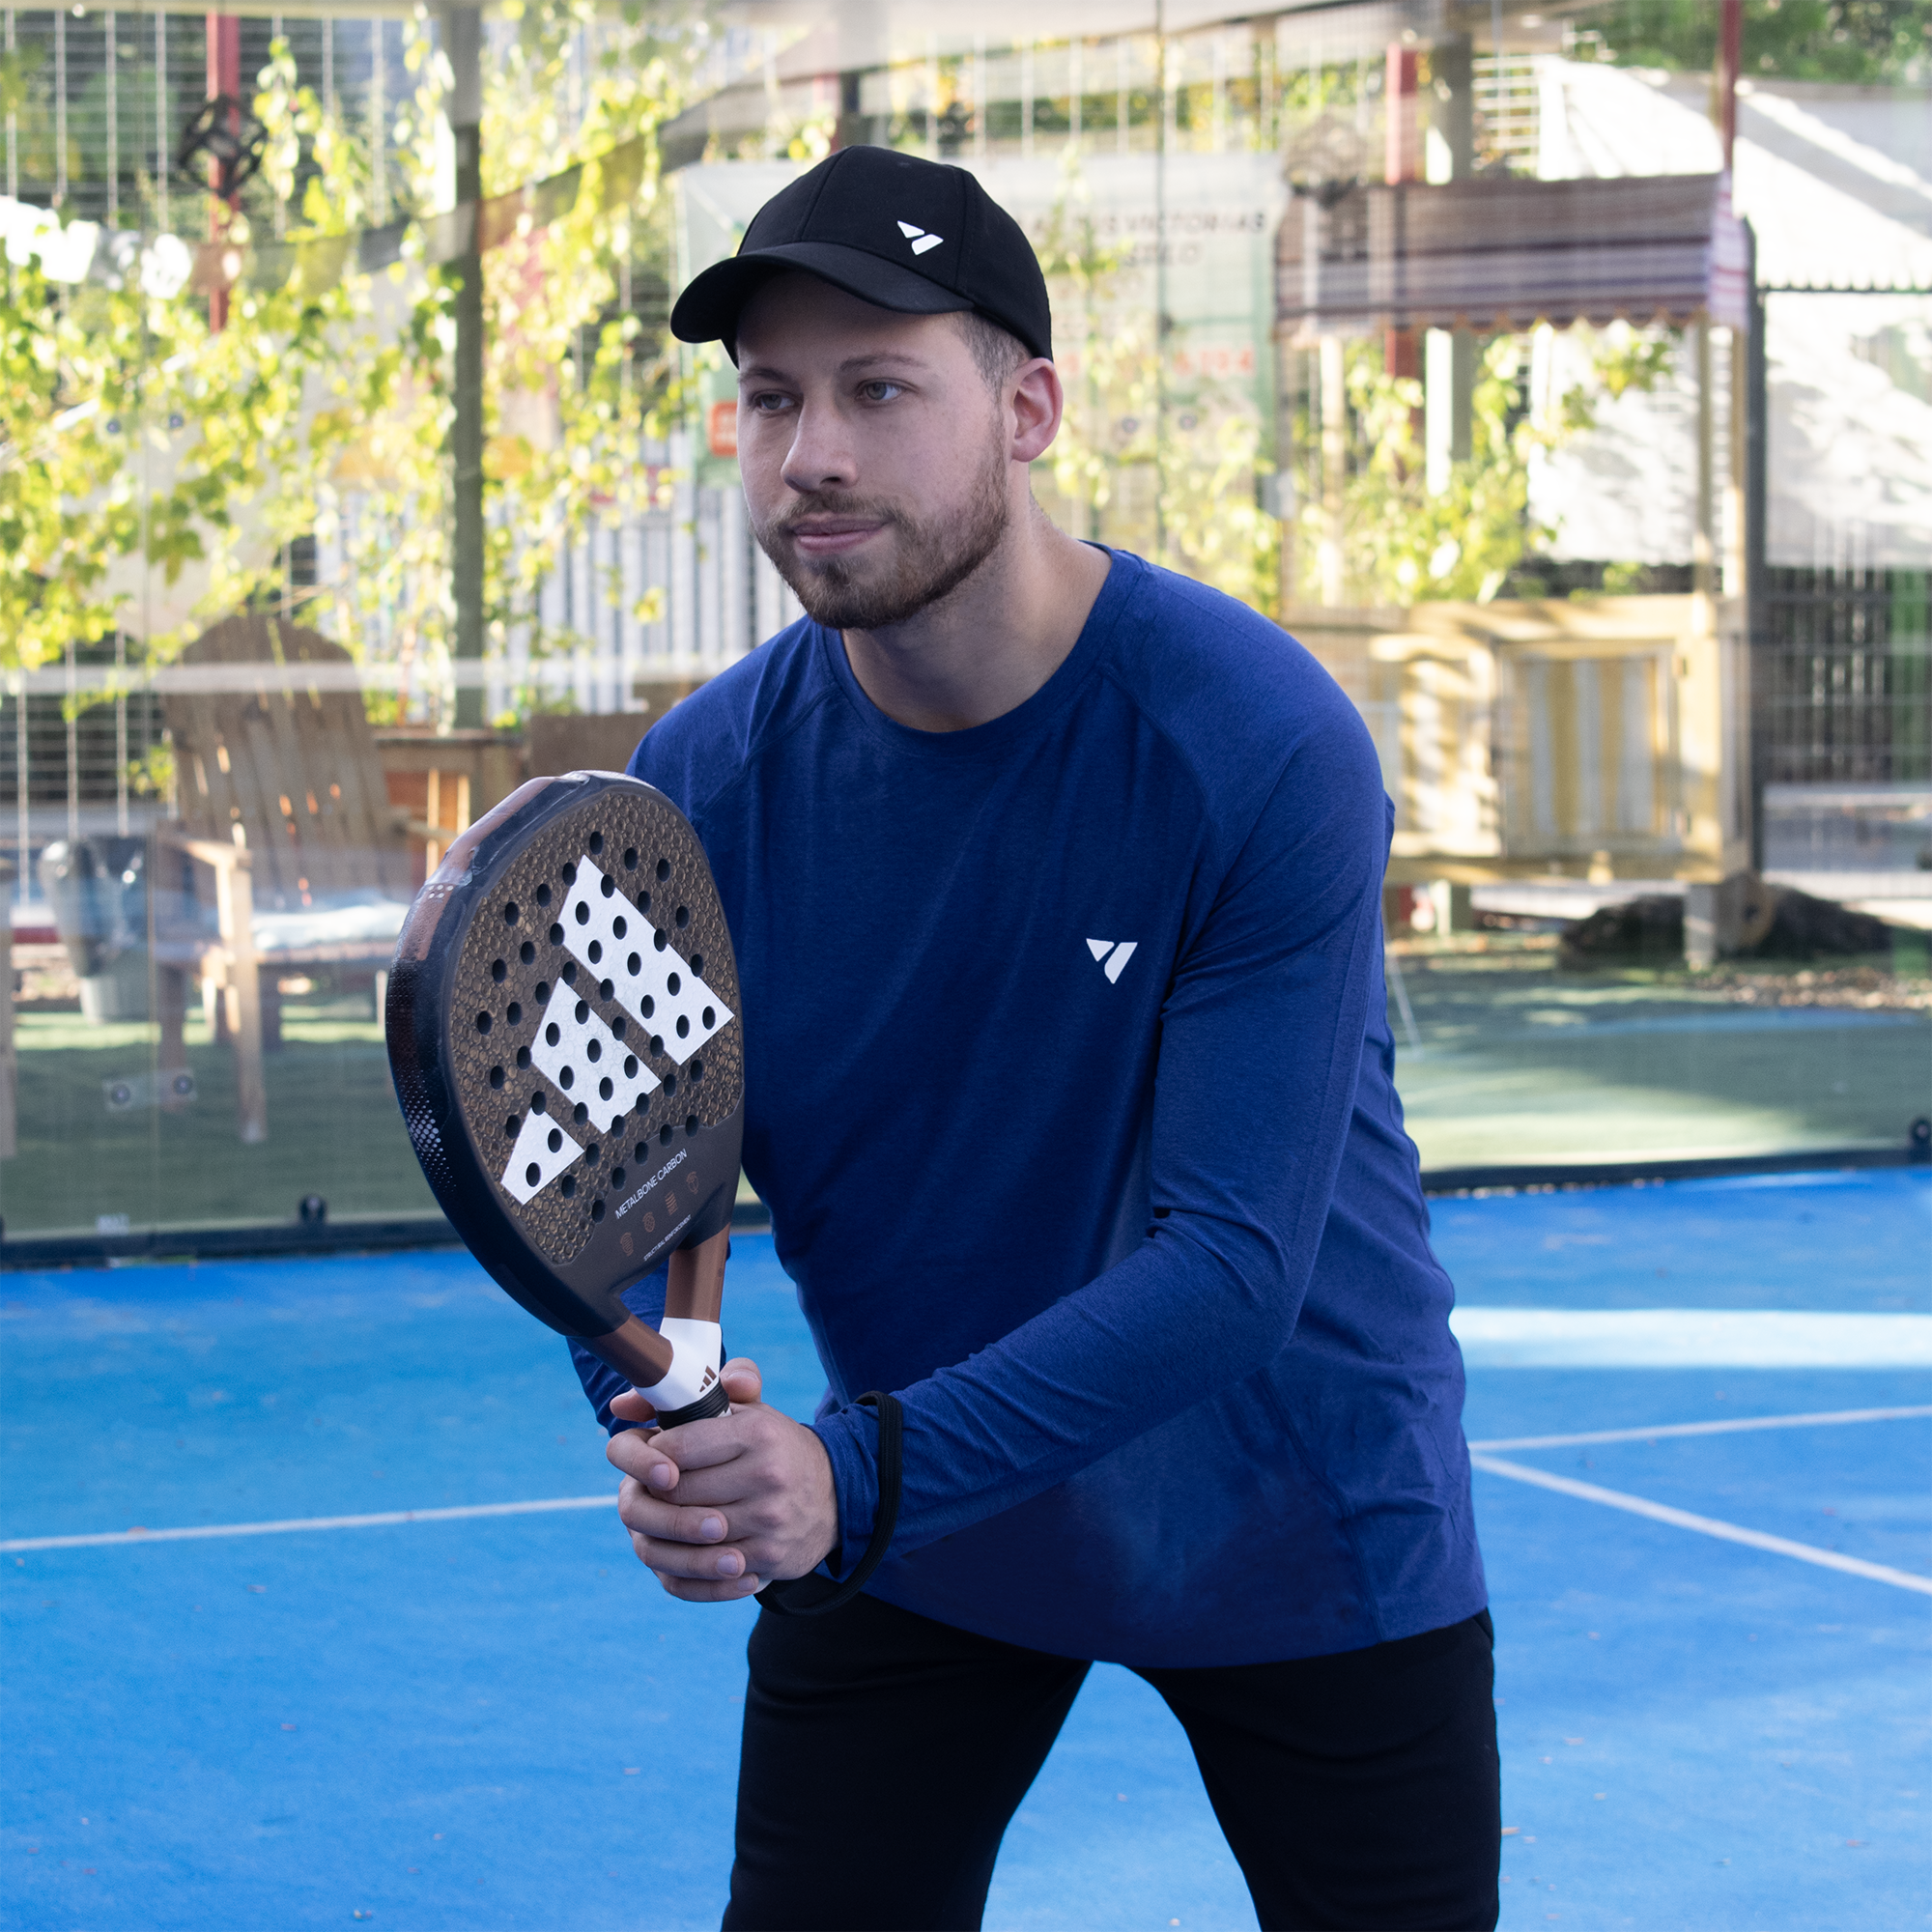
1759,568,1932,788
1,643,169,882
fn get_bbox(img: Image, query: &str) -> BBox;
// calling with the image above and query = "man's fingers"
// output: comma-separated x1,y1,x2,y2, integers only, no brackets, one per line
609,1388,657,1424
650,1409,767,1474
625,1523,753,1581
615,1489,735,1548
655,1571,765,1604
606,1427,679,1492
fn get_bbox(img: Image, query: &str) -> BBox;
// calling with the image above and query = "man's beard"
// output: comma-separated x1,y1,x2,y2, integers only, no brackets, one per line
750,440,1010,631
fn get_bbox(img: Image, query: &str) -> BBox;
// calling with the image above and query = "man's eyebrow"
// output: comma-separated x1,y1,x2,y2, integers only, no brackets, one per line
736,351,935,384
836,351,933,374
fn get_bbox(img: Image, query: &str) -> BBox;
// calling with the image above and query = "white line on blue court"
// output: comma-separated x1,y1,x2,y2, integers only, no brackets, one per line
1469,1404,1932,1452
1468,1454,1932,1595
0,1493,617,1554
9,1409,1928,1565
1449,1307,1932,1367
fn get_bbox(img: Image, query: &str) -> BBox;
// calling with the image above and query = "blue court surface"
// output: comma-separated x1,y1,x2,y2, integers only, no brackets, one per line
3,1170,1928,1931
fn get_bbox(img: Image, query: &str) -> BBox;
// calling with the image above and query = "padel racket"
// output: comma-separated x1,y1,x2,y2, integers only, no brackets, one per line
385,771,743,1426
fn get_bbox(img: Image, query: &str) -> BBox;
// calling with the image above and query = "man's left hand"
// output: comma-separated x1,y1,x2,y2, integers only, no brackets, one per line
608,1373,839,1602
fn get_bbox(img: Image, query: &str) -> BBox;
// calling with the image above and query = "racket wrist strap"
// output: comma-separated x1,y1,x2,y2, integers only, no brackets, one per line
757,1390,902,1618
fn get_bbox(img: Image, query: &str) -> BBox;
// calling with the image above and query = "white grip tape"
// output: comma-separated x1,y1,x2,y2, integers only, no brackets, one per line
633,1317,723,1415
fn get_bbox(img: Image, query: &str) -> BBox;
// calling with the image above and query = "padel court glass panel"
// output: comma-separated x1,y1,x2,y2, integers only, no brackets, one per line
3,7,1928,1245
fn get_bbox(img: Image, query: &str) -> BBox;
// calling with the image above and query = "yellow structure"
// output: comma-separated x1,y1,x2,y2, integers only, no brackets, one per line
1287,595,1751,886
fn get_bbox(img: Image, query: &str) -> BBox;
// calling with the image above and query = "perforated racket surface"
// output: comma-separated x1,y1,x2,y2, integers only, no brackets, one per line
386,772,744,1411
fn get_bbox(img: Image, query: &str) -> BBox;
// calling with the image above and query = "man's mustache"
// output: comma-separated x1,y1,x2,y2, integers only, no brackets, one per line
766,497,905,537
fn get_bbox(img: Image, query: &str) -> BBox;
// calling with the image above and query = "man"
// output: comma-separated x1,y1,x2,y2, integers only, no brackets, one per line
568,145,1497,1931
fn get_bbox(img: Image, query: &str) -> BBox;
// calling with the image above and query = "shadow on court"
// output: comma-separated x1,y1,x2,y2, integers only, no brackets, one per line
3,1174,1928,1930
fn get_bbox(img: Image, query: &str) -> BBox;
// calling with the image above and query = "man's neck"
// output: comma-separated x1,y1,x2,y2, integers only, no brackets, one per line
839,506,1111,734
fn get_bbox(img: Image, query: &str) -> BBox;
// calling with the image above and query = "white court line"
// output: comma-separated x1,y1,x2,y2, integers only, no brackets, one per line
1470,1405,1932,1453
1448,1306,1932,1367
1469,1455,1932,1596
1,1494,615,1554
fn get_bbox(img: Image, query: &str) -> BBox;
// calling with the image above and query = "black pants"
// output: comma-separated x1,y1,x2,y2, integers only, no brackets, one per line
724,1594,1499,1932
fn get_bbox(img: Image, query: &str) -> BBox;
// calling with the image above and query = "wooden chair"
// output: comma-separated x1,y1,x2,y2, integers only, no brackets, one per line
152,614,454,1143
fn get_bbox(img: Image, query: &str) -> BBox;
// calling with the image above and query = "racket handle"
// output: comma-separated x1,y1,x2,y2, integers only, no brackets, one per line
650,1227,731,1427
664,1227,729,1323
584,1315,675,1388
628,1315,724,1422
652,1376,730,1430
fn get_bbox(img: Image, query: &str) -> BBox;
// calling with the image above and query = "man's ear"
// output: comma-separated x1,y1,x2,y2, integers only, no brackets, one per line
1008,358,1064,466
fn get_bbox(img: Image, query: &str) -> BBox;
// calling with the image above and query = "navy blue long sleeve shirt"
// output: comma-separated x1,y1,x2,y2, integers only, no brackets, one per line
570,548,1486,1667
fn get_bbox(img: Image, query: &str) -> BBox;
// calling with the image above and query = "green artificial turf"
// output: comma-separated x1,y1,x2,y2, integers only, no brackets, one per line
0,1002,438,1238
1389,941,1932,1171
4,949,1927,1238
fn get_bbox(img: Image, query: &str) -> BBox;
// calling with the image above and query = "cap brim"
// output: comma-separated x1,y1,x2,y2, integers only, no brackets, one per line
670,242,971,353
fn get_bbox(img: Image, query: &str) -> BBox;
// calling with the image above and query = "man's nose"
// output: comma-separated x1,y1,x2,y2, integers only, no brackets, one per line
781,402,859,495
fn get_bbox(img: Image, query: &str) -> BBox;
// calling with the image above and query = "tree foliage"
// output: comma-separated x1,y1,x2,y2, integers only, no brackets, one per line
282,0,704,721
1,198,348,679
1577,0,1932,83
2,0,706,725
1298,324,1676,608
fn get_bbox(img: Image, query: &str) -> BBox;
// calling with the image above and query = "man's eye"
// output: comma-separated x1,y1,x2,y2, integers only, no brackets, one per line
747,392,792,413
858,381,902,403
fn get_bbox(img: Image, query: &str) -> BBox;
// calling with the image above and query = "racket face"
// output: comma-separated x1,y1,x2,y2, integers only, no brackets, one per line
386,772,744,1343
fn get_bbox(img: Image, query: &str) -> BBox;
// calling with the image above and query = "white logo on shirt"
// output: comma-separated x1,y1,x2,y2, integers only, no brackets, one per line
896,218,944,257
1086,939,1138,983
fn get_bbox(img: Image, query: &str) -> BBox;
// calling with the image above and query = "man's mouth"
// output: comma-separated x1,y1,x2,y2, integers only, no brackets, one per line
783,517,888,558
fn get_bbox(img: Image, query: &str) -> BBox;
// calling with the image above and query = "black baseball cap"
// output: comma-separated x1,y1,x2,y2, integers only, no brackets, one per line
671,146,1052,364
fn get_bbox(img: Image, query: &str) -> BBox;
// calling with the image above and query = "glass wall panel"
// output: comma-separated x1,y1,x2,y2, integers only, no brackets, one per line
4,1,1927,1247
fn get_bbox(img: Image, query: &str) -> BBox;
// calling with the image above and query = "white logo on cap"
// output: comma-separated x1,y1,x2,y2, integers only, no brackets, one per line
896,219,944,257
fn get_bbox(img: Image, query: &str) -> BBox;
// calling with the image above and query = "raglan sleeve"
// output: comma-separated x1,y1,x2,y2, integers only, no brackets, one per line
810,688,1392,1576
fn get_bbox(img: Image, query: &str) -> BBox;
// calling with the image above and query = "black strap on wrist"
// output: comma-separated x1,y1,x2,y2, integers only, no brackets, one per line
756,1390,901,1618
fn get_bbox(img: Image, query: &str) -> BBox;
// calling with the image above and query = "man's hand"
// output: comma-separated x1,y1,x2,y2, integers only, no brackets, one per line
607,1357,839,1602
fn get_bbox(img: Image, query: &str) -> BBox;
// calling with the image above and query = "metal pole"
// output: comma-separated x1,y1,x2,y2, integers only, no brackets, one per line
1718,0,1742,172
370,20,386,222
1745,224,1769,869
116,631,128,837
14,670,27,907
270,15,285,239
155,10,168,233
206,12,240,331
4,11,16,200
1693,322,1714,603
53,6,65,206
65,643,78,846
52,7,65,206
104,10,118,226
444,6,486,728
